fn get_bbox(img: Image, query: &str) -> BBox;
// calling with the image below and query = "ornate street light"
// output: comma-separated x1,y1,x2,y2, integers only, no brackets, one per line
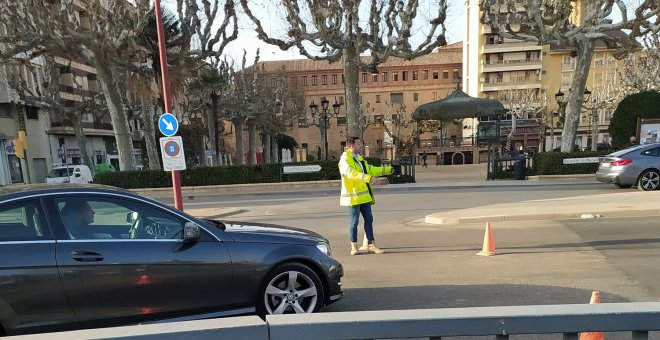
309,96,342,160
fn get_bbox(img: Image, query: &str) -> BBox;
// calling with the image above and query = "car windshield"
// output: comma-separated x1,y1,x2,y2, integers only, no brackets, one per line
47,168,73,178
607,144,648,157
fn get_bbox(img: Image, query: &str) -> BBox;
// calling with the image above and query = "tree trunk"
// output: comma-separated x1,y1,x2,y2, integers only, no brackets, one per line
342,46,362,138
234,119,244,165
264,131,271,163
248,120,257,164
70,114,93,172
208,93,219,165
142,104,161,170
94,54,135,170
318,118,328,160
271,135,279,163
560,40,595,152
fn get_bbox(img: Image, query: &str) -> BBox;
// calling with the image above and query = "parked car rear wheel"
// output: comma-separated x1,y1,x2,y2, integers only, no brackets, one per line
257,262,324,317
637,169,660,191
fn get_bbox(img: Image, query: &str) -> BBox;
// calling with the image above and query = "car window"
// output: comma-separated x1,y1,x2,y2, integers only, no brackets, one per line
640,147,660,157
608,144,648,157
54,196,185,240
0,200,48,241
48,168,73,178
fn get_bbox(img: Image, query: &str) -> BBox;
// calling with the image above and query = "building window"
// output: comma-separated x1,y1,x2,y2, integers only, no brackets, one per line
361,72,368,83
312,75,317,86
290,77,297,87
302,76,308,86
392,113,399,121
322,75,328,85
433,92,437,100
298,118,308,128
423,70,429,80
393,72,398,81
301,143,308,149
413,93,419,101
372,74,378,82
375,95,381,103
337,116,347,125
412,71,418,80
382,72,388,82
332,74,337,84
390,92,404,104
402,71,408,81
25,106,39,120
433,70,439,79
443,70,449,79
453,68,460,81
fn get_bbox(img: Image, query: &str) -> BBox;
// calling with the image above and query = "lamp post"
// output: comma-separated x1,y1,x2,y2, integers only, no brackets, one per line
554,89,569,151
309,96,342,160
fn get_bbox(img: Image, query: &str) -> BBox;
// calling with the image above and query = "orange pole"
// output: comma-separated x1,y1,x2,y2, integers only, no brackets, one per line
154,0,183,210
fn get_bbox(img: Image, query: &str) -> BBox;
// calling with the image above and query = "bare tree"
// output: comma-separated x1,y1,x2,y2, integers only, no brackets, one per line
481,0,659,152
5,56,106,171
619,34,660,94
498,89,547,152
241,0,448,138
582,84,620,151
0,0,238,170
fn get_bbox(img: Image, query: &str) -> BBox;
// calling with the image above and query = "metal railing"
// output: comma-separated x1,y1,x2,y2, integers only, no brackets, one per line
25,303,660,340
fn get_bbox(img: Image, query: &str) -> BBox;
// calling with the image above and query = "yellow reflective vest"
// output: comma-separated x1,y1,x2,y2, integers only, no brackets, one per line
338,149,392,206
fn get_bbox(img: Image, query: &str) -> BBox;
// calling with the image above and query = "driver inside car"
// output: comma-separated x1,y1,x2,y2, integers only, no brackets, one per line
60,200,96,239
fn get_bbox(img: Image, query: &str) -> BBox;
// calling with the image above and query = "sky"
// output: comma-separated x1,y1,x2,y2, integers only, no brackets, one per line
164,0,467,66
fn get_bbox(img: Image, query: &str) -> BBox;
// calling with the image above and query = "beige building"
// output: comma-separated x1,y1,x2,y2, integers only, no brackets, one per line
463,0,627,152
233,43,463,162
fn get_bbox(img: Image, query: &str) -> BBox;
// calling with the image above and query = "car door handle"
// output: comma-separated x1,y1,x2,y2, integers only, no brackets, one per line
71,251,104,262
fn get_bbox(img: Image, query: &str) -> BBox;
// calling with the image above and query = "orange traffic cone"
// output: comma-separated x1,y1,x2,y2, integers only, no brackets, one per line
476,222,497,256
579,291,604,340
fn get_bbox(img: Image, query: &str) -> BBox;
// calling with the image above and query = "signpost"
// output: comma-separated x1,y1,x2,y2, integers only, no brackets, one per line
154,0,183,210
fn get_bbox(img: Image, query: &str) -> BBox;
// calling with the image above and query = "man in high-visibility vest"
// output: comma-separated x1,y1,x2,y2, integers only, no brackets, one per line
338,136,392,255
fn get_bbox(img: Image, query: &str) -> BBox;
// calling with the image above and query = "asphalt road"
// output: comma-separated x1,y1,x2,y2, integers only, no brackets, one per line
155,184,660,314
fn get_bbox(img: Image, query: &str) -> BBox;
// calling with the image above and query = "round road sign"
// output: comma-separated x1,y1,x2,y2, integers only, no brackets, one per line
164,141,180,157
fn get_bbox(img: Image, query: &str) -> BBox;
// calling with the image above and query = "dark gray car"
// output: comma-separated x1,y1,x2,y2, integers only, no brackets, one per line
0,185,343,336
595,143,660,190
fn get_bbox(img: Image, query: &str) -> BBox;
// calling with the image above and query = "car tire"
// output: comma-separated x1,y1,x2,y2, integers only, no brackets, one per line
257,262,325,317
614,183,632,189
637,169,660,191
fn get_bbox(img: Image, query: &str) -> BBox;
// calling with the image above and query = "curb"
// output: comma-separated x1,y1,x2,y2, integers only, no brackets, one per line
423,209,660,225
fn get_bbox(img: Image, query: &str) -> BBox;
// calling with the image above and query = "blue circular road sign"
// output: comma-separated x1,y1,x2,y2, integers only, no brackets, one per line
159,113,179,137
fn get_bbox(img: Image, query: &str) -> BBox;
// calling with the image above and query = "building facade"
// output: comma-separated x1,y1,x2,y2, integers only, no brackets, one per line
232,43,464,162
463,0,627,152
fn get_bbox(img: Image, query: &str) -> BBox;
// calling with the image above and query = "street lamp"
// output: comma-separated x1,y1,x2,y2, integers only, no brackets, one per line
553,90,566,151
309,96,342,160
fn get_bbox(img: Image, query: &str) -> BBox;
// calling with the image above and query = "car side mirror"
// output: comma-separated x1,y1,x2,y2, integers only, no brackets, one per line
183,222,201,242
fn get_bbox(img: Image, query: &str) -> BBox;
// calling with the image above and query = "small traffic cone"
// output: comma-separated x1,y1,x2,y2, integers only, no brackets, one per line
137,274,152,285
476,222,497,256
580,291,604,340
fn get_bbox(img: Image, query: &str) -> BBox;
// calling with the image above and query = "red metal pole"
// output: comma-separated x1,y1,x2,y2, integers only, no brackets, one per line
154,0,183,210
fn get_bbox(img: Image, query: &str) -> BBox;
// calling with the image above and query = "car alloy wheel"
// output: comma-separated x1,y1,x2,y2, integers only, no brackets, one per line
259,262,324,316
638,169,660,191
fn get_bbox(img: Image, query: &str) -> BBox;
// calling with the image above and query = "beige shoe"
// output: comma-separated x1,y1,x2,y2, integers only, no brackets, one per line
350,242,359,255
367,243,385,254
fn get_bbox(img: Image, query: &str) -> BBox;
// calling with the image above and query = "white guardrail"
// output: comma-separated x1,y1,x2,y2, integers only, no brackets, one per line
8,303,660,340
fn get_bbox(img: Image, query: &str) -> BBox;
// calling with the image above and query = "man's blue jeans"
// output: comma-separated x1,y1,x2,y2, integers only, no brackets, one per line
348,203,374,243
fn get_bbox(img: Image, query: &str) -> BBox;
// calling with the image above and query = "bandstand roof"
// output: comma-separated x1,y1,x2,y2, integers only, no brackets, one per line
412,88,507,121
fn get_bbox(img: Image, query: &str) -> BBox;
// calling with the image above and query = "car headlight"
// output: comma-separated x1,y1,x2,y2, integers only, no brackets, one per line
316,243,332,257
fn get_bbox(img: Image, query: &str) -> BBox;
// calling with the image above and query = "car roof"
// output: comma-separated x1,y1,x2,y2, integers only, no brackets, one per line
0,184,132,202
609,143,660,157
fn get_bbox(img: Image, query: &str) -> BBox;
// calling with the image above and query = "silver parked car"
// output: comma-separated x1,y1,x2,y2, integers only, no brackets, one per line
596,143,660,190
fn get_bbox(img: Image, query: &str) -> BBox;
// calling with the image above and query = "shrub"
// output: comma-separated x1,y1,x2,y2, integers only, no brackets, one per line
609,91,660,149
533,151,610,175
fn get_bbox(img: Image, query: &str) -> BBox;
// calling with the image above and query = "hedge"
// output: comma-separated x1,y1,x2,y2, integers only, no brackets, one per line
93,157,405,189
533,151,611,175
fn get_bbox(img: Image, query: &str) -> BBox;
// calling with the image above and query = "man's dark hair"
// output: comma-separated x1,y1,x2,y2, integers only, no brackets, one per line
346,136,361,145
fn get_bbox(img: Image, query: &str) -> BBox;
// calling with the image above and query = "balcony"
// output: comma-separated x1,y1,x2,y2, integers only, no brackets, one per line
483,41,542,54
482,58,542,72
561,63,574,71
481,77,541,91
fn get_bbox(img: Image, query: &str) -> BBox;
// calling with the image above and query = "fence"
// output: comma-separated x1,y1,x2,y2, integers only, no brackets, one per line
17,303,660,340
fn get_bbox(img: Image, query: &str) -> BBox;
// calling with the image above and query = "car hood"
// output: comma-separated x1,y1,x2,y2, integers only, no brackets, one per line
208,220,327,245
